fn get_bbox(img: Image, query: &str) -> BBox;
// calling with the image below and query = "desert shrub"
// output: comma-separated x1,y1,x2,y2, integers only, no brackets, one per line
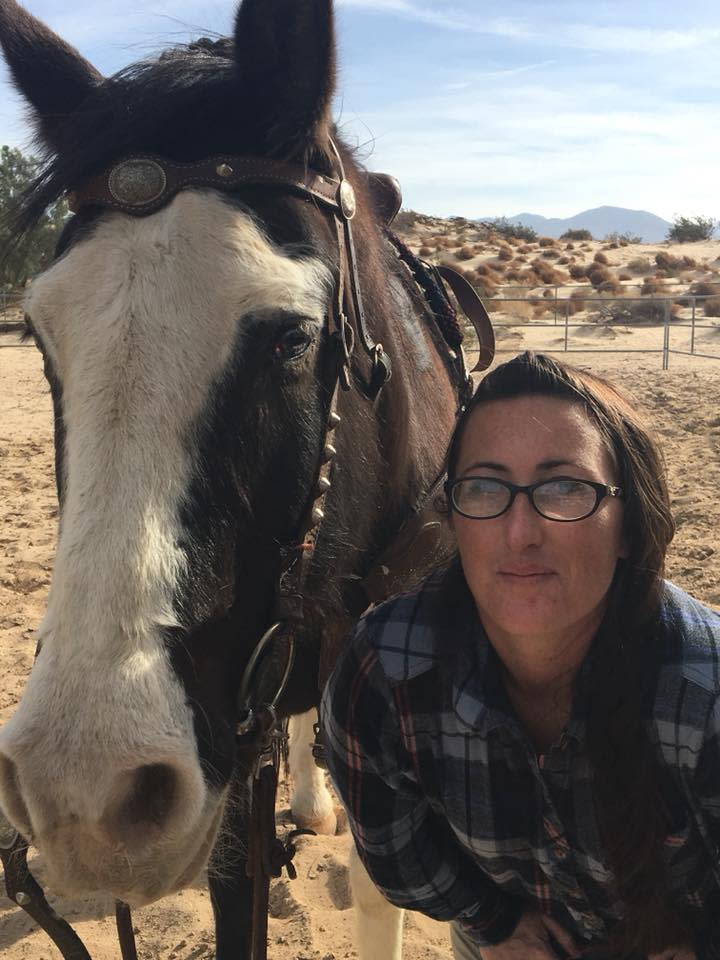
641,278,665,295
558,256,570,265
517,244,533,254
594,251,609,265
480,217,538,242
705,297,720,317
394,209,424,231
655,251,683,272
457,245,476,261
560,229,593,241
541,249,560,259
567,290,587,315
565,243,575,251
498,246,513,261
504,269,525,283
667,215,717,243
598,278,624,295
605,300,679,324
618,272,632,282
475,262,503,283
418,245,433,257
690,281,720,297
627,257,653,275
569,264,588,280
587,265,613,288
538,236,557,248
607,241,620,249
472,279,498,299
682,256,697,268
531,259,568,285
604,231,642,245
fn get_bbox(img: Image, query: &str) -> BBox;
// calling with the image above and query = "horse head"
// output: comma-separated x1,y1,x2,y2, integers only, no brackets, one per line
0,0,461,908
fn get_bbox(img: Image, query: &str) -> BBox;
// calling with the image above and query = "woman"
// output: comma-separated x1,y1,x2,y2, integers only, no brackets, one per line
321,352,720,959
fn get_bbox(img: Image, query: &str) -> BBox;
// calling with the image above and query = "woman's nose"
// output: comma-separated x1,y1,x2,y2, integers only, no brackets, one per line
504,491,544,549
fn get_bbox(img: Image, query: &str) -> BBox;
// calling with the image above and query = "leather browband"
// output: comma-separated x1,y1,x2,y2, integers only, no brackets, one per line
67,154,346,216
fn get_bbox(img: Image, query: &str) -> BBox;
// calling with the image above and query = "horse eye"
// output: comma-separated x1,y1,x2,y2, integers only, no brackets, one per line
271,328,312,362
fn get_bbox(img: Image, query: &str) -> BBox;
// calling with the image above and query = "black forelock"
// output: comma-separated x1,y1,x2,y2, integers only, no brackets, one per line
11,37,339,240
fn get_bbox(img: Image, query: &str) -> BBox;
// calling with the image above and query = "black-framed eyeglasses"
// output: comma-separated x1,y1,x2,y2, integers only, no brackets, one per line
446,476,624,522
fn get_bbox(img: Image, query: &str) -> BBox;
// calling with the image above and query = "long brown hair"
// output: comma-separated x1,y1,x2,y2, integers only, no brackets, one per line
446,352,685,955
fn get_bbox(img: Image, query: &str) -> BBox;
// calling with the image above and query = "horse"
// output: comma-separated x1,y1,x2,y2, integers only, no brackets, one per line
0,1,491,957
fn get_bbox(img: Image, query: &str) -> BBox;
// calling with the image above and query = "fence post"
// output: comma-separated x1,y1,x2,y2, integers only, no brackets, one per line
564,300,569,351
662,300,670,370
691,297,696,355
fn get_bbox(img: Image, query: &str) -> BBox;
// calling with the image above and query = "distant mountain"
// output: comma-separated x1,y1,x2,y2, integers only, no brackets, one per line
486,206,672,243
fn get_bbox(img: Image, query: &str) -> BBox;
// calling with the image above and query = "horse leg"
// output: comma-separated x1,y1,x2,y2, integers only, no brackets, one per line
349,842,404,960
209,773,254,960
288,709,338,835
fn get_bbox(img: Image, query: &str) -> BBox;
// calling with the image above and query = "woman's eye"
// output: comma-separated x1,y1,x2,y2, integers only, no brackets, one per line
271,328,312,362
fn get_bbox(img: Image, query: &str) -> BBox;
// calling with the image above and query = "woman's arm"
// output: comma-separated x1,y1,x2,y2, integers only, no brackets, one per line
320,620,524,948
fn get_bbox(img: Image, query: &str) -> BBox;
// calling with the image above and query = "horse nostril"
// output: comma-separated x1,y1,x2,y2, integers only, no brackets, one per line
108,763,178,842
127,764,176,826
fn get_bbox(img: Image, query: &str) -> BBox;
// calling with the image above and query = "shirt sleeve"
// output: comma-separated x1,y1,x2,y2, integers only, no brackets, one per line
320,619,523,947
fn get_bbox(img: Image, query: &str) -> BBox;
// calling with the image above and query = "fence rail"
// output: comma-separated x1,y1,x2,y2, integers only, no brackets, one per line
484,295,720,370
0,290,24,330
3,292,720,368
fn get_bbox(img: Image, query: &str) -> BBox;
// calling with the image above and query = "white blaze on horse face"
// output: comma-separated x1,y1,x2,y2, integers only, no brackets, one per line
0,189,331,901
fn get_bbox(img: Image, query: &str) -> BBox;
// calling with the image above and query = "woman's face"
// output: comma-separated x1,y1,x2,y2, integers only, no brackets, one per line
452,395,628,645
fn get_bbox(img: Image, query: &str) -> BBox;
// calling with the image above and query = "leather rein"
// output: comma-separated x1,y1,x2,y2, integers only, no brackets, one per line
1,142,495,960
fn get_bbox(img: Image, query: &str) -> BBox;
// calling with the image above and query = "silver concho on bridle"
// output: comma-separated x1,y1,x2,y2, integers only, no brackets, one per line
339,179,356,220
108,158,167,206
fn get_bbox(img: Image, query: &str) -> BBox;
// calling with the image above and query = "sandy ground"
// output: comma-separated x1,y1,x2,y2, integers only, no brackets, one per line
2,285,720,959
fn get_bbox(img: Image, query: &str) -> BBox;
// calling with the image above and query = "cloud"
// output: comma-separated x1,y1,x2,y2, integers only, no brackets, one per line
339,0,720,55
341,73,720,220
338,0,536,38
562,24,720,55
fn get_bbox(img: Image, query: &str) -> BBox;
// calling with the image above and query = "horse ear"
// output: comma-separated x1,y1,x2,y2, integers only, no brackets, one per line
233,0,336,156
0,0,102,146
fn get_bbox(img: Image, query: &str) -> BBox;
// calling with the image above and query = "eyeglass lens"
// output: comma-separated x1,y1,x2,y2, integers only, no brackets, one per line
453,478,599,520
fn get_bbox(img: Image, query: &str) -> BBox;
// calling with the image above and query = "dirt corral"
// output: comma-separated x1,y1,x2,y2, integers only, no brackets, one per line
2,334,720,959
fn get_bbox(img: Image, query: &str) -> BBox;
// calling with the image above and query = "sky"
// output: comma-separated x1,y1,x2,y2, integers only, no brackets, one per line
1,0,719,221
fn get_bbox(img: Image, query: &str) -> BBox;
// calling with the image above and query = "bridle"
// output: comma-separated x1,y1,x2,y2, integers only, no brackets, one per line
1,141,495,960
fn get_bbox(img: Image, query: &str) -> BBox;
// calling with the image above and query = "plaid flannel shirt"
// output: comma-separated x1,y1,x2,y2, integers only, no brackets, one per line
320,570,720,955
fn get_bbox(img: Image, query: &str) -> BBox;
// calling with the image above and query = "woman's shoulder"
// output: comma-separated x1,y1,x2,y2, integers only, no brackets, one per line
654,581,720,764
658,580,720,691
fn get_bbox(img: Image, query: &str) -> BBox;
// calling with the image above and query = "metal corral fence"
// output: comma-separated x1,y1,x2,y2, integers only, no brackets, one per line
0,289,24,331
485,295,720,370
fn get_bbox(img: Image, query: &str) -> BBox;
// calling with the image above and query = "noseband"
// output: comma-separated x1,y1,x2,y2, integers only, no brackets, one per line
2,142,494,960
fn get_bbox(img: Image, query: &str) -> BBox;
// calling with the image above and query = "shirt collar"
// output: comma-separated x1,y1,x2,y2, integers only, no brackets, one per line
451,613,590,745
